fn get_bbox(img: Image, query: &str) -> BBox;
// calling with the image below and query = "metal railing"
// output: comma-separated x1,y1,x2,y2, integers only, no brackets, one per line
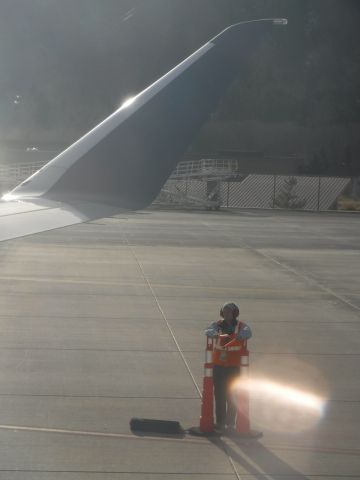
0,160,352,211
0,162,44,192
172,158,239,179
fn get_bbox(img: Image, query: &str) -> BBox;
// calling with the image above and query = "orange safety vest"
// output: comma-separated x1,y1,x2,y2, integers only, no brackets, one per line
213,320,246,367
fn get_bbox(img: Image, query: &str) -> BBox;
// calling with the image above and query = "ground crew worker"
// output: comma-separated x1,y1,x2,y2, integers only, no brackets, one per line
205,302,252,431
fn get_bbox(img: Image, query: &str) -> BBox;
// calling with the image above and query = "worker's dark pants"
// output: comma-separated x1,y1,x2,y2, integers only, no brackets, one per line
213,365,240,426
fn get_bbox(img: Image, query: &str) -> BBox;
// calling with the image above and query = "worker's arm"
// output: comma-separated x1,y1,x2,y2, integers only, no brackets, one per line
237,322,252,340
204,321,221,337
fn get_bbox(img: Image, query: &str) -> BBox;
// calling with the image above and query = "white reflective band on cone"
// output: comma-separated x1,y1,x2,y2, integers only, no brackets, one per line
206,351,213,363
204,368,213,377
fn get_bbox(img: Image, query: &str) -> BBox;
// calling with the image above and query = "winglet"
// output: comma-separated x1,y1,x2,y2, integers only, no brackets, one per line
6,18,287,210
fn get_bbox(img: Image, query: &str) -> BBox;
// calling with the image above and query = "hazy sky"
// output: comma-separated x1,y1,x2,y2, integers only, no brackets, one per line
1,0,359,155
0,0,233,143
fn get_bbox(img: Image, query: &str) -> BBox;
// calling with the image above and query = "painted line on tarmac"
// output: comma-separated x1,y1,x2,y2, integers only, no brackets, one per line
0,393,200,399
0,274,360,300
0,313,359,324
199,221,360,313
2,274,358,297
239,441,360,458
0,424,240,479
0,423,359,458
0,274,318,291
0,392,358,404
256,248,360,313
0,472,236,476
1,314,358,325
125,240,251,480
124,239,202,398
0,424,205,444
1,347,360,355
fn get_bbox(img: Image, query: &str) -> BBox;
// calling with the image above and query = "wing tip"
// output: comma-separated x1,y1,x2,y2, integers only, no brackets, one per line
212,17,288,43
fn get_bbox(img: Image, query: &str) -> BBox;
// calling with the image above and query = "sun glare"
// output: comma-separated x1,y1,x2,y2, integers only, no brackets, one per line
231,377,327,433
120,96,136,109
2,193,18,201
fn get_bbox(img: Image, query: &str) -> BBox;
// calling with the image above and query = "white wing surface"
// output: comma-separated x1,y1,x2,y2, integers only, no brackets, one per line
0,198,120,242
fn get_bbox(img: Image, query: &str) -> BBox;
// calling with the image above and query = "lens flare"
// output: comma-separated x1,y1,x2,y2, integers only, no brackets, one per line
236,378,324,412
231,377,327,433
120,96,136,109
2,193,18,201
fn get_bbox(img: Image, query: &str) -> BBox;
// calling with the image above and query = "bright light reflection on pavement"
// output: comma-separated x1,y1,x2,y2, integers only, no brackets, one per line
231,377,327,433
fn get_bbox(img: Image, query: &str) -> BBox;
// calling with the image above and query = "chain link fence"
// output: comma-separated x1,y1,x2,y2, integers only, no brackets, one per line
157,174,351,211
0,162,351,212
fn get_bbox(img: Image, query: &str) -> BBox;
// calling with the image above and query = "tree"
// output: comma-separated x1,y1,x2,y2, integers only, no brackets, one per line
273,177,307,209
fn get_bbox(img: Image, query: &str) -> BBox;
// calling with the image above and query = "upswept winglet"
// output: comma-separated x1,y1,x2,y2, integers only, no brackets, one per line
1,18,287,242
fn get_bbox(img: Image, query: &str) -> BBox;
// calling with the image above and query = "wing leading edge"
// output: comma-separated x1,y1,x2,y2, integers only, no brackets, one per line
0,19,287,242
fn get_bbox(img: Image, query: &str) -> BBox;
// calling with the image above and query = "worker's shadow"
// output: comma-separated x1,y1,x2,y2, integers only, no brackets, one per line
209,435,310,480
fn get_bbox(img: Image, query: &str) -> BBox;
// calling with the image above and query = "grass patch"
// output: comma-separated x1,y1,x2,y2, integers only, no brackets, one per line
337,196,360,211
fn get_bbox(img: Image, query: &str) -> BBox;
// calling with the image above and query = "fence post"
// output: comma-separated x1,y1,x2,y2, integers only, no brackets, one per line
317,176,321,211
272,175,277,208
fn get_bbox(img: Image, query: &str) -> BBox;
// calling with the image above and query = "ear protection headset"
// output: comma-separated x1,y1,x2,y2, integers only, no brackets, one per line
220,302,239,319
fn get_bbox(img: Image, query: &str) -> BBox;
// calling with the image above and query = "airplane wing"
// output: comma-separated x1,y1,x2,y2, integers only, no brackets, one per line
0,199,120,242
0,18,287,242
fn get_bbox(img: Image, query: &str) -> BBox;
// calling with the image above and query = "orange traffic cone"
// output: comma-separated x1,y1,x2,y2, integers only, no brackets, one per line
189,336,215,436
233,346,262,438
235,347,251,433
